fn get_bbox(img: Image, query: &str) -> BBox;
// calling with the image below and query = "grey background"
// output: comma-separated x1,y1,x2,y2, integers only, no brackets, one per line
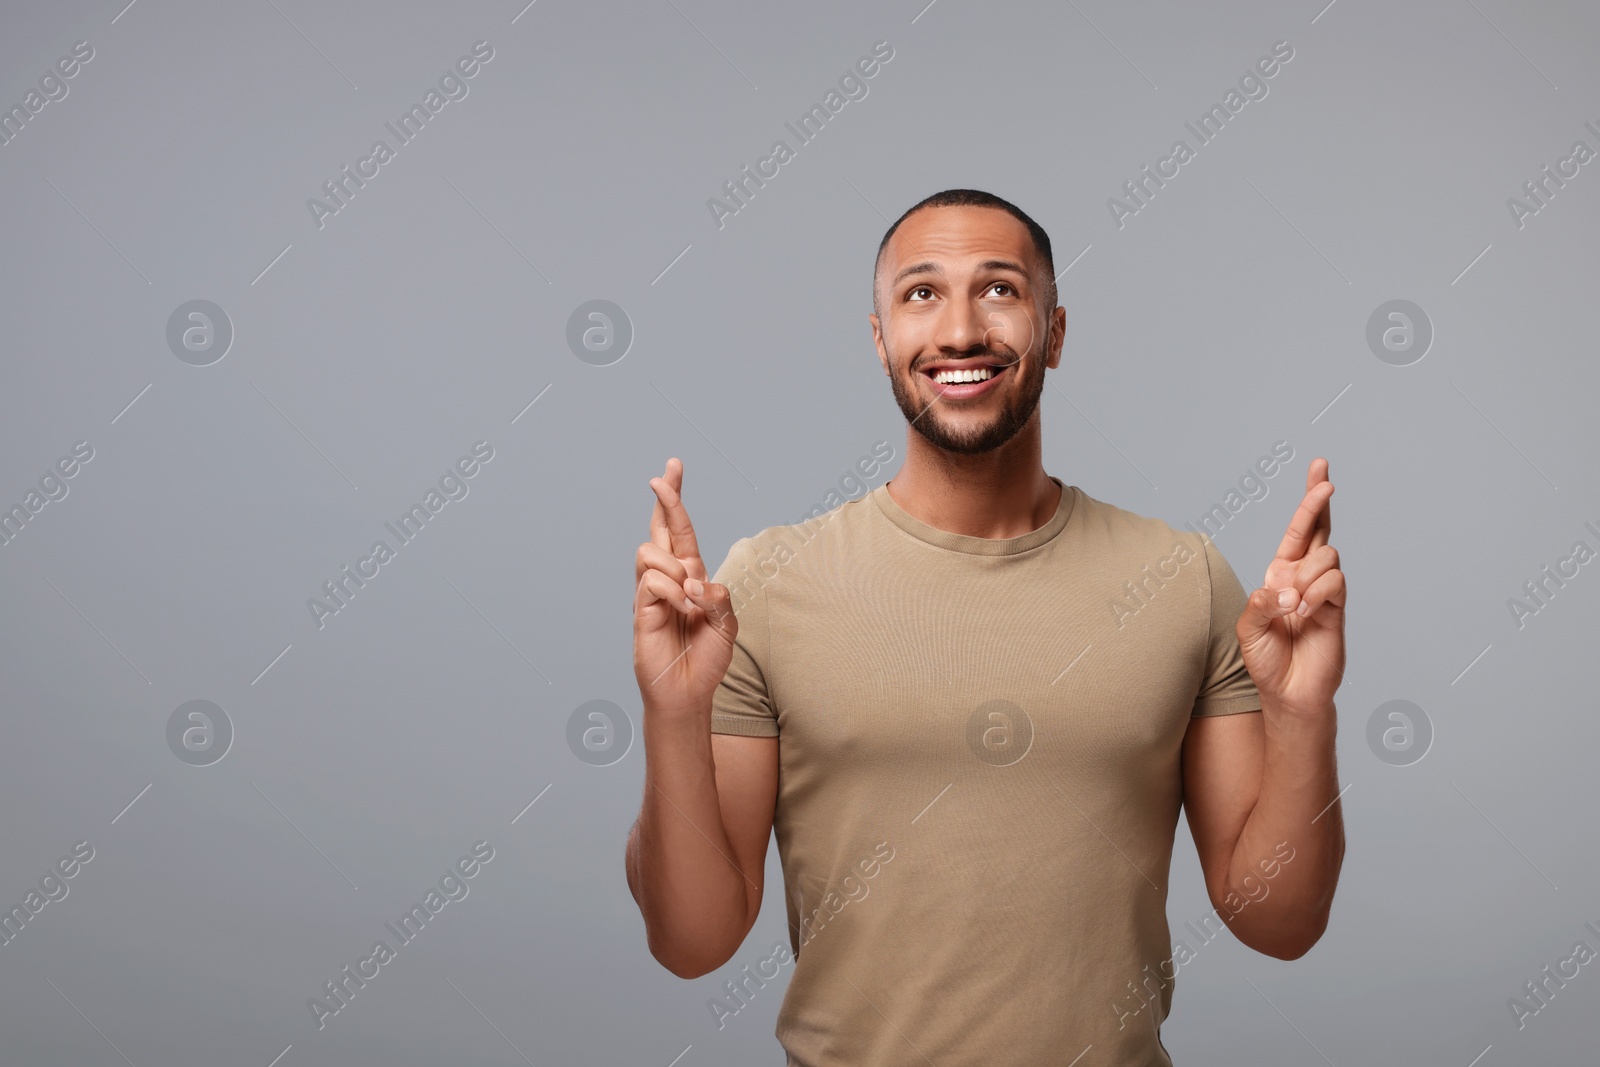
1,0,1596,1063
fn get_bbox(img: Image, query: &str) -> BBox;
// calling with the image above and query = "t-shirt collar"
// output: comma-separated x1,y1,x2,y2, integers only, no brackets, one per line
870,475,1076,556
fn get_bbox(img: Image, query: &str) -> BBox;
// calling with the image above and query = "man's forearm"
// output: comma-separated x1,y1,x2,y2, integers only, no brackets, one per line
1223,702,1344,958
626,708,751,978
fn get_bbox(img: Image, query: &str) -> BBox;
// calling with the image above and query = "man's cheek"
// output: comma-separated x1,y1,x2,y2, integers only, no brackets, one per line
982,308,1032,354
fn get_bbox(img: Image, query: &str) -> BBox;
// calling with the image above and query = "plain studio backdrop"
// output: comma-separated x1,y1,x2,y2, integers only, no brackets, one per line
1,0,1596,1064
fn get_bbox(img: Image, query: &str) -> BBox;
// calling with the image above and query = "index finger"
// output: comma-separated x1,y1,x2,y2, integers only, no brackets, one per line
1305,457,1331,552
648,459,673,552
649,458,703,564
1274,471,1333,565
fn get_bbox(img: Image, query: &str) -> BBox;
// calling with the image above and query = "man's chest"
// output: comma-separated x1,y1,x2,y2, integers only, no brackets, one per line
762,563,1210,781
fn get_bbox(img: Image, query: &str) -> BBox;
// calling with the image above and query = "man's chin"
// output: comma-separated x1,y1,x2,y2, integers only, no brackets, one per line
889,369,1041,455
911,415,1020,456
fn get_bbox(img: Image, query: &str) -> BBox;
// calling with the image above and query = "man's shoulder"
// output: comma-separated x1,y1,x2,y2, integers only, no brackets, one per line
1071,487,1202,550
712,491,879,583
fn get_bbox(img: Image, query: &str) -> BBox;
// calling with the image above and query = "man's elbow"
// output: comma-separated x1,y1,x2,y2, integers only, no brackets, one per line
1240,909,1330,960
660,956,720,980
1253,931,1322,961
648,934,736,980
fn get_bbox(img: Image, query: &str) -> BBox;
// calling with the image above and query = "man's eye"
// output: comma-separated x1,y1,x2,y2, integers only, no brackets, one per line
907,286,933,301
989,282,1015,297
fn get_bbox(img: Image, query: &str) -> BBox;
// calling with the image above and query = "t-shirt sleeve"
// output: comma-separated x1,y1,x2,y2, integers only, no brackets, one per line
1191,533,1263,717
709,537,779,737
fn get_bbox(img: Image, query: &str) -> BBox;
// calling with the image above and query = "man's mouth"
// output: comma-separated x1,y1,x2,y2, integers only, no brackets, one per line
920,360,1012,398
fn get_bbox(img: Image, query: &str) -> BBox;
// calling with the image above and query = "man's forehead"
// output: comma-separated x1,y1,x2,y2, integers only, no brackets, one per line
881,205,1037,277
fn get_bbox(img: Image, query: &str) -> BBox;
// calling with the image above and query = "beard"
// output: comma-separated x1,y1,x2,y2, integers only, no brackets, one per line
887,343,1047,456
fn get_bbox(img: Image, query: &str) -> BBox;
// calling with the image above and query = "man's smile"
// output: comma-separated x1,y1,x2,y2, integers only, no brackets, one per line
918,358,1013,399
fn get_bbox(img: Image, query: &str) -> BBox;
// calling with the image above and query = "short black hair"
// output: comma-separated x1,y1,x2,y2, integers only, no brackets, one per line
872,188,1057,318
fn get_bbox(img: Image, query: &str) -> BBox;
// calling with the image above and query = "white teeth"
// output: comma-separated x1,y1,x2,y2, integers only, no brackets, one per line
933,367,995,384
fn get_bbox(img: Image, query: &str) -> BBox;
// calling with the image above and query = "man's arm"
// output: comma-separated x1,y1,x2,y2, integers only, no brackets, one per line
624,457,779,979
1183,457,1347,960
1182,709,1343,959
626,732,777,978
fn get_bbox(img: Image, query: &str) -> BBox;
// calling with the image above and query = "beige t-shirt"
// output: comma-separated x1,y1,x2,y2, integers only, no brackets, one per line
710,476,1262,1066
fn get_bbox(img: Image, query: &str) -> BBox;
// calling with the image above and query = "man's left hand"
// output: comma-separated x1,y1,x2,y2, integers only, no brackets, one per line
1236,457,1346,719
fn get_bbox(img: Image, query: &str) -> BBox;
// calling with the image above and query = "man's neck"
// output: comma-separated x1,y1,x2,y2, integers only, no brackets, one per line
885,422,1061,539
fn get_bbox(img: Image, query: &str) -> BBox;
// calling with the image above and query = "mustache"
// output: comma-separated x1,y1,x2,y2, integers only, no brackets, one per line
911,352,1023,373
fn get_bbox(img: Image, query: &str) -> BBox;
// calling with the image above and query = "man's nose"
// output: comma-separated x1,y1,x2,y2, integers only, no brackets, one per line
931,296,990,354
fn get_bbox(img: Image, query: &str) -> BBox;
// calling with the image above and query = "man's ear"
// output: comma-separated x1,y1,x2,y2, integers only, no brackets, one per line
1044,304,1066,370
870,313,889,376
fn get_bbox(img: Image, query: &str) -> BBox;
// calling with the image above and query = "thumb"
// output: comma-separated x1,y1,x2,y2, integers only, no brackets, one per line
685,578,739,642
1237,585,1297,647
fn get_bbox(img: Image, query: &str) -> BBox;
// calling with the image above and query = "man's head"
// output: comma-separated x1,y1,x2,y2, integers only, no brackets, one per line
869,189,1065,456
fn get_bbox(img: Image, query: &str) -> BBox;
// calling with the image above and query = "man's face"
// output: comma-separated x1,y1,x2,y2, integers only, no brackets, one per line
870,205,1064,455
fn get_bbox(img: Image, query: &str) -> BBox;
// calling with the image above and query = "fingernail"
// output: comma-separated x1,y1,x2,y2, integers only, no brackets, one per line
1276,589,1295,611
1296,600,1311,616
686,578,704,597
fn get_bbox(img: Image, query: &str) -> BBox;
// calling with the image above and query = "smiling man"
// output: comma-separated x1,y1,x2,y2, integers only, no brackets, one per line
625,188,1347,1065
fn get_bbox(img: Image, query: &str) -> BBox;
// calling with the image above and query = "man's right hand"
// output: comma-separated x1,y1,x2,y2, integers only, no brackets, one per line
633,457,739,720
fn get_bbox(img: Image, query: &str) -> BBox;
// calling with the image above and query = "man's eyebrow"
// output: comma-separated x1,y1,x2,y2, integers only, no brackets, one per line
890,259,1031,287
977,259,1030,277
891,261,941,286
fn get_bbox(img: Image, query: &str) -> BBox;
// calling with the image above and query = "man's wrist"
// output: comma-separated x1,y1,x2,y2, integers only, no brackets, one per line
1260,697,1337,740
641,697,714,731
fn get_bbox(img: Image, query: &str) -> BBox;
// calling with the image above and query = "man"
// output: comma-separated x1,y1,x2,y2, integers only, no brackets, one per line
625,188,1345,1065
